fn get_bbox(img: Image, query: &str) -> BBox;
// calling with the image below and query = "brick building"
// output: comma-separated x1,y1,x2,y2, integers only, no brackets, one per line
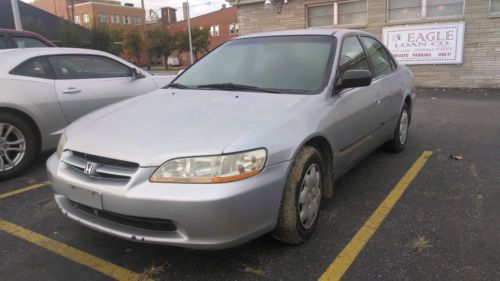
228,0,500,88
32,0,145,30
161,5,239,66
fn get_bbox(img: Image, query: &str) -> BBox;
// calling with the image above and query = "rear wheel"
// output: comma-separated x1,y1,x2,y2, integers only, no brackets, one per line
0,113,38,180
384,103,410,153
272,146,323,244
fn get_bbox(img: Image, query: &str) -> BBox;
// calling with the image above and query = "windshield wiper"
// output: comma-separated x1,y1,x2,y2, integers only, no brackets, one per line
164,83,193,89
196,83,282,93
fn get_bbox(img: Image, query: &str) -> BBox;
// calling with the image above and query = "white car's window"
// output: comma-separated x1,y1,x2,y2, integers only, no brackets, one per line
13,36,50,48
48,55,132,79
11,57,55,79
360,37,392,78
172,36,336,94
339,36,370,75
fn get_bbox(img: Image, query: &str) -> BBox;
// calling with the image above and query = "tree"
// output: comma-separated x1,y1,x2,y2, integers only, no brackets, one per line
90,21,111,52
146,27,176,70
176,28,210,62
123,29,144,65
109,29,124,56
59,20,84,47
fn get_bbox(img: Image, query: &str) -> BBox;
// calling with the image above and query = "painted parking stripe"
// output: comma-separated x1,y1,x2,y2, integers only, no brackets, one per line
320,151,433,281
0,181,49,200
0,219,145,281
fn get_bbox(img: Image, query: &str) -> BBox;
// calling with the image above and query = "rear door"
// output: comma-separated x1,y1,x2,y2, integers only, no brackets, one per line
360,36,402,132
49,54,157,122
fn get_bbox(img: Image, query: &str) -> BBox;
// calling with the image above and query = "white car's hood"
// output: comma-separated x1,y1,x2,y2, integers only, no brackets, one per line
65,89,308,166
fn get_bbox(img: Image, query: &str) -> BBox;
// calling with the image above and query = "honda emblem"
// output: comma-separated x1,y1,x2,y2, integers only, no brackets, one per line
84,162,97,175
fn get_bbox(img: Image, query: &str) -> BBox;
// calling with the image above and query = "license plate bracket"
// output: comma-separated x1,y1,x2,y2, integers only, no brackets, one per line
68,186,103,210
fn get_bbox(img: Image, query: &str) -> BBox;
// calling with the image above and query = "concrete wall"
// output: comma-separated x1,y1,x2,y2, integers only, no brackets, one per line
236,0,500,88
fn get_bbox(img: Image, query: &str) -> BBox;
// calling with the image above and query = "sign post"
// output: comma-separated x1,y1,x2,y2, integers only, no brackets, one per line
383,22,465,65
10,0,23,31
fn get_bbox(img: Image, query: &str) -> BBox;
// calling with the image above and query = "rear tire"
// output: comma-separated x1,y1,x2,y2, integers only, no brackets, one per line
0,113,38,180
384,103,410,153
272,146,323,244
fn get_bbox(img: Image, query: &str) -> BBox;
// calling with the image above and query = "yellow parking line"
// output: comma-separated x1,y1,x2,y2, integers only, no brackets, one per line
319,151,433,281
0,219,144,281
0,181,49,200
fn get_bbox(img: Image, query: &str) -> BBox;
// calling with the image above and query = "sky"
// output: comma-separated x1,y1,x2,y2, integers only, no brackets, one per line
22,0,231,21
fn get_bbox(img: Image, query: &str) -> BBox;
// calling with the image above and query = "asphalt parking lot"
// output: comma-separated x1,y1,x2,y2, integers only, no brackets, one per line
0,88,499,281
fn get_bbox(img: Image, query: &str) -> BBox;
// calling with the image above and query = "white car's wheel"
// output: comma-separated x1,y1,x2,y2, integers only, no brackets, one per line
0,113,38,180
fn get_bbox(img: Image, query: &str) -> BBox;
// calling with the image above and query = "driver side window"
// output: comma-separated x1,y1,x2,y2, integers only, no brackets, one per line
48,55,132,79
339,36,370,77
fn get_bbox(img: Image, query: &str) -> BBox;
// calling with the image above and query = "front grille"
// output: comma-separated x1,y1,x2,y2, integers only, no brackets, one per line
71,201,177,232
62,151,139,182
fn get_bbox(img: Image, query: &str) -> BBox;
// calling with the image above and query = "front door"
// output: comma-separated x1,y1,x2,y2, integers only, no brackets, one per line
50,54,157,122
325,36,383,176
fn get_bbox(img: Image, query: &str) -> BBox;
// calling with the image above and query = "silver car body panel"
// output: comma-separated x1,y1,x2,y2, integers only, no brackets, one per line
47,29,416,249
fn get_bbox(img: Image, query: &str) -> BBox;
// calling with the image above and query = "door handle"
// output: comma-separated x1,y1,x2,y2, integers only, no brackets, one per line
62,88,82,94
375,99,381,105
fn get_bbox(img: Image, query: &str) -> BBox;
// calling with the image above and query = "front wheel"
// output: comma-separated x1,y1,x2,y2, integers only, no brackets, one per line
0,113,38,180
272,146,323,244
384,103,410,153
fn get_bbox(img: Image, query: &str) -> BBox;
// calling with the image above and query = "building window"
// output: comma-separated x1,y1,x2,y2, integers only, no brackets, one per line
123,16,131,24
388,0,464,21
229,23,239,35
491,0,500,14
83,13,89,23
306,0,367,28
133,16,142,25
210,25,220,36
74,15,81,24
98,14,108,23
111,14,120,23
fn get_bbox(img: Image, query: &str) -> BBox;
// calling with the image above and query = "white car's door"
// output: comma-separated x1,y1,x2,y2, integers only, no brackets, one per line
49,54,157,122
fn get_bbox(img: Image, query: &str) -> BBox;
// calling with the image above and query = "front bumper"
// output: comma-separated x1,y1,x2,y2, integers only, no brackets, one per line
47,153,289,249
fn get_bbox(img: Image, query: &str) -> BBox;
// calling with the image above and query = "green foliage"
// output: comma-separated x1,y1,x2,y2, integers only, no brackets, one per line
59,20,85,48
176,28,210,61
90,20,111,52
123,29,144,65
145,27,176,69
109,29,124,56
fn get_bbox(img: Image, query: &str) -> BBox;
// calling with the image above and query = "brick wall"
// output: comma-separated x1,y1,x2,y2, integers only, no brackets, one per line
237,0,500,88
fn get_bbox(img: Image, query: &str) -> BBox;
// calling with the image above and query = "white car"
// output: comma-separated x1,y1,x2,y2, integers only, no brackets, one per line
0,48,175,179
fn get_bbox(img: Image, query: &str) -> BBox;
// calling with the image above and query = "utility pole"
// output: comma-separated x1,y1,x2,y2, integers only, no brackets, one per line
10,0,23,30
186,0,194,65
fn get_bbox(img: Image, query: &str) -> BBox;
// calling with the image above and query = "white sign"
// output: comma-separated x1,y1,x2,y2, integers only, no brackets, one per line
383,22,465,65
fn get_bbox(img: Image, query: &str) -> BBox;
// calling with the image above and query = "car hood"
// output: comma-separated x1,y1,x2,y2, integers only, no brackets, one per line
65,89,308,167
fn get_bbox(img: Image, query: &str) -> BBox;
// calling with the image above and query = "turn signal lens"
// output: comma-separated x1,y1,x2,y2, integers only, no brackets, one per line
150,149,267,183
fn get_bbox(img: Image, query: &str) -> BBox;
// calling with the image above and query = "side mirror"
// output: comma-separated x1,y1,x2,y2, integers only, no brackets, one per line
131,68,145,79
177,69,185,76
338,70,372,91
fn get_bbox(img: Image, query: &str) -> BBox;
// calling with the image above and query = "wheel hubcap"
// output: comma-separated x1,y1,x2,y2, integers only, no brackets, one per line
399,110,409,145
298,164,321,230
0,123,27,172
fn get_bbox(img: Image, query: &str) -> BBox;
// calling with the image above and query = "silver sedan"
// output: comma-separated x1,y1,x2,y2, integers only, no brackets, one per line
0,48,174,179
47,29,415,249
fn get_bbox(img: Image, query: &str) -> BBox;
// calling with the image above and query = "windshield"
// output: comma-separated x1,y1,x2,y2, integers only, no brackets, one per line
170,35,336,94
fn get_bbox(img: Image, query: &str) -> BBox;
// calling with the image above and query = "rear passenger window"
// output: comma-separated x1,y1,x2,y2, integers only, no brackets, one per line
13,36,50,48
48,55,132,79
11,57,55,79
360,37,392,78
0,35,8,49
339,36,370,76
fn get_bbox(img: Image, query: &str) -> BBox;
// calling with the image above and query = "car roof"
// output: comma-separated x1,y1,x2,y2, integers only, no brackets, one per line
0,48,121,73
0,28,56,46
236,28,373,39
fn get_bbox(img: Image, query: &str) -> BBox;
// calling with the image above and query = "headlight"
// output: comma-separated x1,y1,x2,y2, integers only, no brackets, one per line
150,149,267,183
56,132,66,159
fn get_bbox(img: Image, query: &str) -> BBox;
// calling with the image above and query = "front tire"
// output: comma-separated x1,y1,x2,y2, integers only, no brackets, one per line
272,146,323,244
384,103,410,153
0,113,38,180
